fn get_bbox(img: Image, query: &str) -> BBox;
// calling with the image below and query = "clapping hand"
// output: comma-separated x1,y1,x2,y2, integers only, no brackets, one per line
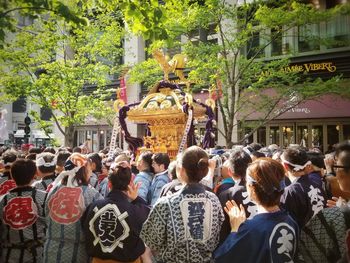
224,200,246,232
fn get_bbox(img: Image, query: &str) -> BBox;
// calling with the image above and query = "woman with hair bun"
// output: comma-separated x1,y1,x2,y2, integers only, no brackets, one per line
141,146,224,263
214,158,299,263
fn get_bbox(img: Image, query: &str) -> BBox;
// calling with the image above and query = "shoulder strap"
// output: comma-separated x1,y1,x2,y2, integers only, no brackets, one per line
41,180,47,190
302,224,329,258
316,211,341,260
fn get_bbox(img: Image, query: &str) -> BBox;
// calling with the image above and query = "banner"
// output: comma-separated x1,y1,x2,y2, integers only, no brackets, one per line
119,77,127,104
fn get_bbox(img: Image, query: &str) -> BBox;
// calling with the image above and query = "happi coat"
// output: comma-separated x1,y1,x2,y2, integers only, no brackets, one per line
82,189,150,261
141,183,224,263
43,183,102,263
0,186,47,263
214,210,299,263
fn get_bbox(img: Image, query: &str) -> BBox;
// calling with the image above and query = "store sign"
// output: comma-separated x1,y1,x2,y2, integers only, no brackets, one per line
282,62,336,73
287,107,311,114
260,62,336,77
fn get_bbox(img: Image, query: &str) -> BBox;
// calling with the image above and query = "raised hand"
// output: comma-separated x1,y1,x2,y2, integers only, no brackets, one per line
224,200,246,232
127,182,141,201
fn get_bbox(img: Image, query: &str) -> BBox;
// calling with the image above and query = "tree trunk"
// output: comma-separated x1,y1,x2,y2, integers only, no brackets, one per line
225,125,233,148
64,125,75,148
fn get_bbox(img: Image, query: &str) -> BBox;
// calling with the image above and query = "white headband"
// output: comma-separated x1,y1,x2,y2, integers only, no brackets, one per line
36,156,56,167
281,156,311,172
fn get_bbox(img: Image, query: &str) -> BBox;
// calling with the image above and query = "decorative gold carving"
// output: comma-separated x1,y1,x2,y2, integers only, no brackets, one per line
126,51,207,159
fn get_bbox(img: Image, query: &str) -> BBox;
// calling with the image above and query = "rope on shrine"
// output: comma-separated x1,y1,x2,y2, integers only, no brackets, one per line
178,106,193,154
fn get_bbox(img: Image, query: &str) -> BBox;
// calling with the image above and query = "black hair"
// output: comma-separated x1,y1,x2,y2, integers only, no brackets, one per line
28,147,42,154
88,153,102,173
11,159,37,186
139,151,154,173
72,147,82,153
62,166,90,186
36,152,56,174
282,147,308,171
249,143,263,152
227,149,252,179
251,151,265,159
307,151,325,169
2,150,17,165
108,166,132,191
152,153,170,169
43,147,56,154
180,146,209,183
56,151,71,167
25,153,37,160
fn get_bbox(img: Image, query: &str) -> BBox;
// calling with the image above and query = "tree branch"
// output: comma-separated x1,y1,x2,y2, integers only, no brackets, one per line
1,7,55,17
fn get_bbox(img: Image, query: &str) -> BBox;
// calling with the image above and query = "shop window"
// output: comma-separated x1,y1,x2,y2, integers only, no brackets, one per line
269,126,280,146
257,127,266,146
326,15,350,48
99,130,106,150
92,131,98,152
326,125,339,153
78,130,85,146
298,24,320,53
244,128,253,145
343,125,350,141
12,97,26,113
247,32,262,59
271,27,283,56
297,126,308,148
311,125,323,152
106,129,112,148
282,126,294,148
40,107,52,121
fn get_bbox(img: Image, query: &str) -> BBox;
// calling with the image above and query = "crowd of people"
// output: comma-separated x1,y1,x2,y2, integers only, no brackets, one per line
0,141,349,263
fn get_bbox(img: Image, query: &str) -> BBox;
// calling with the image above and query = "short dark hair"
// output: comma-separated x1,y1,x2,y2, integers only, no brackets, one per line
43,147,56,154
179,146,209,183
72,147,82,153
36,152,56,174
335,141,350,173
56,151,71,167
227,149,252,179
307,151,325,169
88,153,102,173
2,150,18,165
247,158,285,207
282,147,308,171
11,159,37,186
109,166,132,191
251,151,265,159
139,151,154,173
29,147,42,154
152,153,170,169
25,153,37,160
249,143,263,151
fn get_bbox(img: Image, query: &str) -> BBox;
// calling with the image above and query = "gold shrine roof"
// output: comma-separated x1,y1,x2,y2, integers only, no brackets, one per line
127,87,207,123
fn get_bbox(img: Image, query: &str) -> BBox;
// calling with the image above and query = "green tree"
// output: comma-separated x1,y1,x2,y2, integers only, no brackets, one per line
0,0,87,46
0,9,124,146
125,0,350,147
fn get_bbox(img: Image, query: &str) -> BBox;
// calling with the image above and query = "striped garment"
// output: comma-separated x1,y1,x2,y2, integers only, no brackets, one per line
43,184,102,263
0,186,47,263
